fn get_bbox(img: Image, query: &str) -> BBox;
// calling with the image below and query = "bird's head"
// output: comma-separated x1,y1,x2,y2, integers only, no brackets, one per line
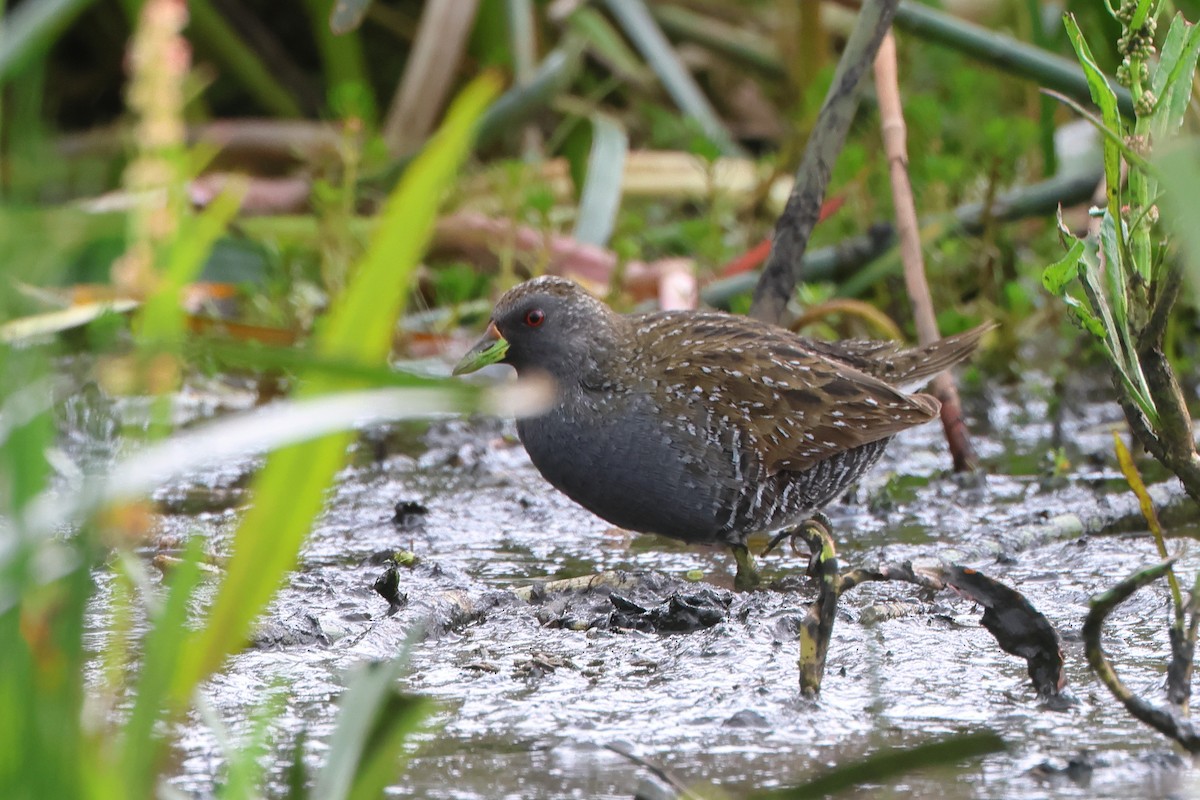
453,276,620,382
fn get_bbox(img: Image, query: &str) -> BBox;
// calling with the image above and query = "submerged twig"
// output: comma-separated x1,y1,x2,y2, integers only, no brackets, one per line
796,525,1066,701
1113,429,1197,713
1083,558,1200,752
511,570,645,602
797,522,840,697
1112,432,1183,614
752,729,1006,800
603,742,702,800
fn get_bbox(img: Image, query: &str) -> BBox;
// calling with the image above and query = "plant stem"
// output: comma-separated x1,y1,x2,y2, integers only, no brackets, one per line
873,31,977,470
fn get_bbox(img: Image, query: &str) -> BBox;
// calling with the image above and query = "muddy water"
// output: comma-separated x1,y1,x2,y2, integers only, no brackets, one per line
86,375,1200,799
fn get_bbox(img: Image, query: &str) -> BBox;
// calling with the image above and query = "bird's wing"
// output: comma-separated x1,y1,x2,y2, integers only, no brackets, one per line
632,312,940,475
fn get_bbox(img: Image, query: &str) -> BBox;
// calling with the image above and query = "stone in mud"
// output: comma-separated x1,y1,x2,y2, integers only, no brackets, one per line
250,611,356,648
605,588,732,633
724,709,770,728
372,566,407,615
392,499,430,528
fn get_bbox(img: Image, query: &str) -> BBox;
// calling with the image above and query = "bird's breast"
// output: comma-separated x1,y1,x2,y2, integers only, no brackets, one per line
515,388,742,542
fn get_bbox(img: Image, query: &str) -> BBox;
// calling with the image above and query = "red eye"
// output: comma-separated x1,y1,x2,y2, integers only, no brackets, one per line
524,309,545,327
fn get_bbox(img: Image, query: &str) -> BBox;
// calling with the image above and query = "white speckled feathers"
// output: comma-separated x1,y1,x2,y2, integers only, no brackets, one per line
470,276,989,545
625,311,942,475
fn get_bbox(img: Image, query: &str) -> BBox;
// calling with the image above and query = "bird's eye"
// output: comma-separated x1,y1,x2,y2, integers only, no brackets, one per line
524,309,545,327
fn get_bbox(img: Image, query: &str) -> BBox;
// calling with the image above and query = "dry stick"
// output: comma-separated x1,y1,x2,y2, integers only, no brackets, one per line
1136,261,1200,506
872,32,977,471
382,0,482,157
750,0,900,323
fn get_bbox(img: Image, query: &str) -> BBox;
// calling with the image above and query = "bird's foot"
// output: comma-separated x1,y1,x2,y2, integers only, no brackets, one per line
731,544,761,591
760,512,834,559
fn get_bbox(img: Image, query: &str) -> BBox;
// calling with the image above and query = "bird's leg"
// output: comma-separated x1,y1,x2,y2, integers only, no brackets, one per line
798,515,833,577
760,512,835,560
730,544,761,591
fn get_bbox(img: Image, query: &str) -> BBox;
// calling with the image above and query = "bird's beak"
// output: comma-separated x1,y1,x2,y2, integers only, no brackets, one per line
453,321,509,375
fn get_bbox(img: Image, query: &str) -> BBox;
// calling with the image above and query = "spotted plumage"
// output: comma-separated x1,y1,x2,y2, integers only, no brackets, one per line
455,276,990,587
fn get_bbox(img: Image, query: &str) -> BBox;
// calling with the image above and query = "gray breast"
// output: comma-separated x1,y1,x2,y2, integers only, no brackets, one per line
516,389,736,543
517,386,891,547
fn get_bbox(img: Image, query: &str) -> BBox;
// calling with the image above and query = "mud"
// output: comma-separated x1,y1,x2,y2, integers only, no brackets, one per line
79,373,1200,798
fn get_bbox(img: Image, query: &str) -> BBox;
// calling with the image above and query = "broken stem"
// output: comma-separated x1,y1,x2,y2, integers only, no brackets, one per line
872,30,976,470
798,524,841,697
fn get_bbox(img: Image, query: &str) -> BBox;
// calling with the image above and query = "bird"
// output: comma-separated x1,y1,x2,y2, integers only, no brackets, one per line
454,275,990,589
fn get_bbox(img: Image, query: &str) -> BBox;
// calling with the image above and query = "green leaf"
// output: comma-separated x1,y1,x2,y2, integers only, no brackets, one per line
0,0,96,84
567,6,651,86
1150,17,1200,141
169,73,501,704
1157,141,1200,292
476,45,583,150
305,0,377,122
1098,210,1128,337
1040,89,1157,177
572,113,628,246
1063,13,1123,222
188,0,304,117
1041,237,1086,295
1075,235,1120,348
1152,13,1191,98
504,0,536,80
602,0,743,156
1062,293,1107,338
311,660,432,800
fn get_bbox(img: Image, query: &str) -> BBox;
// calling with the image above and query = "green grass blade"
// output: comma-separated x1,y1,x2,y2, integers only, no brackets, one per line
168,73,500,704
567,5,651,86
754,731,1006,799
572,113,628,246
0,0,96,84
303,0,376,122
138,182,245,347
188,0,303,117
120,537,207,799
477,45,582,150
505,0,536,82
1150,17,1200,141
312,659,431,800
1039,89,1157,177
319,72,500,367
1157,142,1200,306
1063,13,1123,236
601,0,743,156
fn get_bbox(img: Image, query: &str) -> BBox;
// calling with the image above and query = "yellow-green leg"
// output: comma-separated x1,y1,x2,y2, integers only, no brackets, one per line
731,544,761,591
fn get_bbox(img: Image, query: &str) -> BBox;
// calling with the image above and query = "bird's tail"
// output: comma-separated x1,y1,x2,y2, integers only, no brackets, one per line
802,322,995,392
882,322,996,392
